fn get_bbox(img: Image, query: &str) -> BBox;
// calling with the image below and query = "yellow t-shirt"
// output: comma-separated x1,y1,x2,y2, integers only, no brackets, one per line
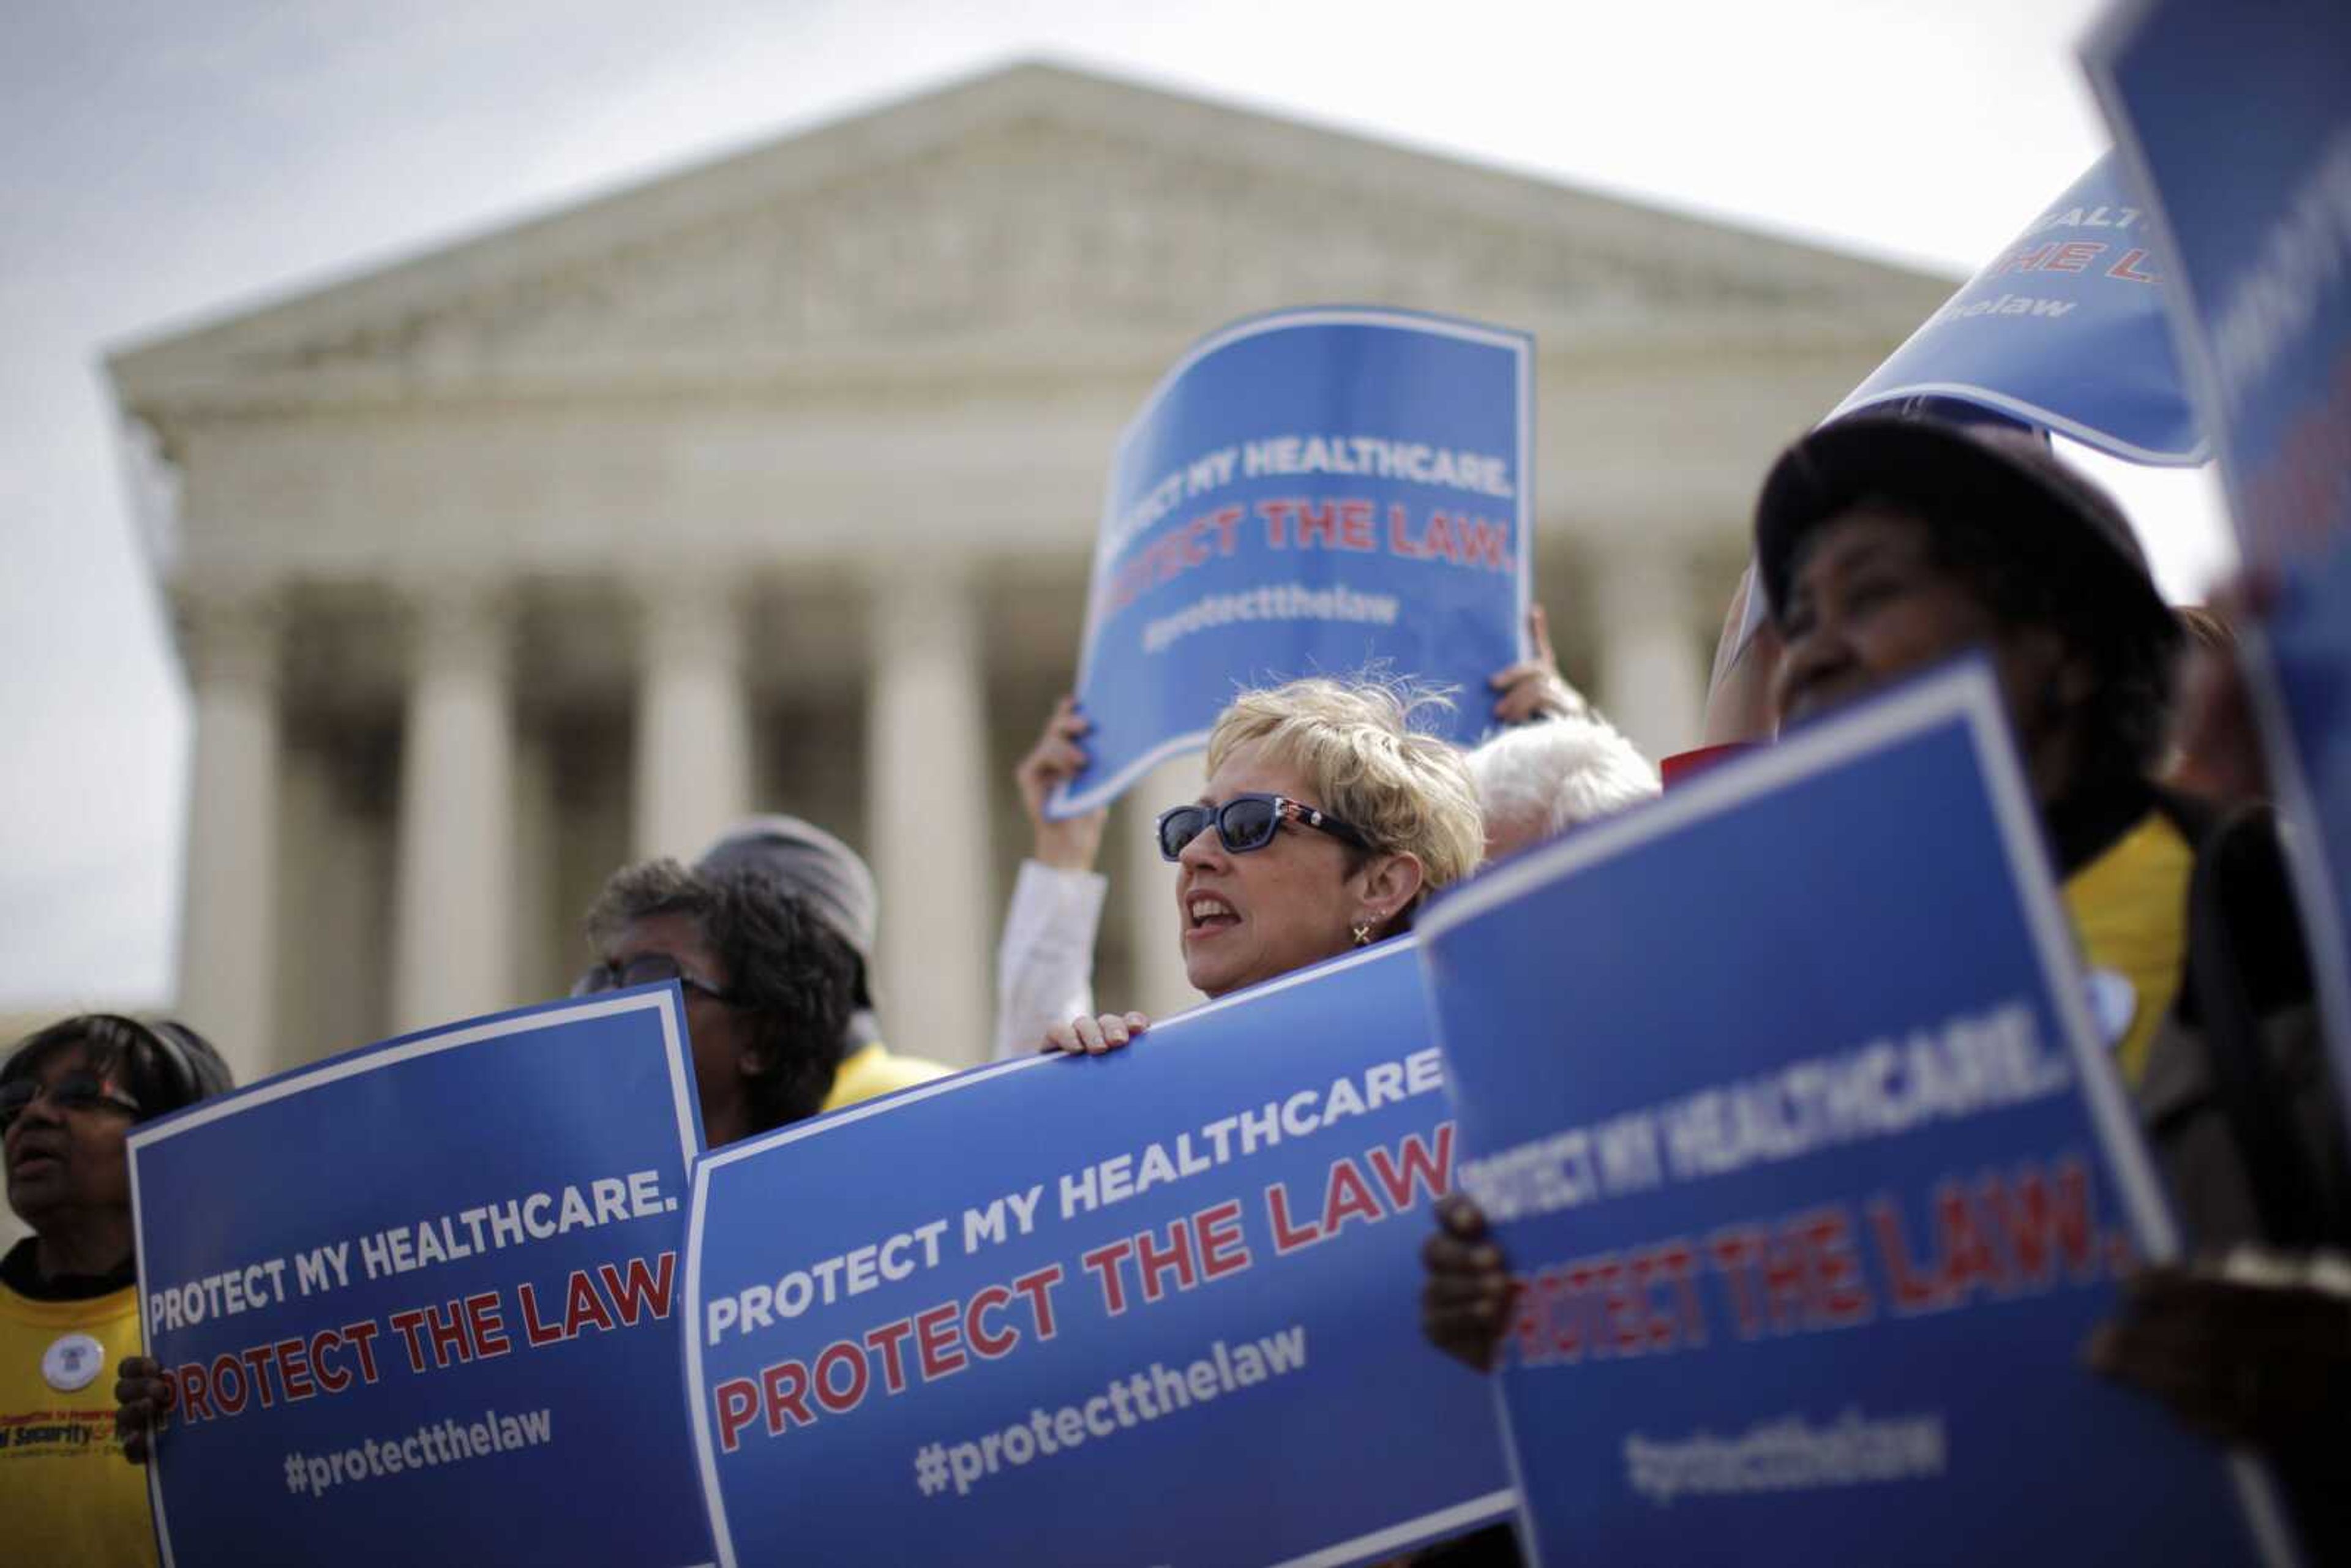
2063,809,2195,1087
820,1041,953,1112
0,1276,157,1567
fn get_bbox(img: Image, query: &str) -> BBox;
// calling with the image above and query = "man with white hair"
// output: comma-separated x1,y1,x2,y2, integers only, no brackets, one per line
1469,601,1659,858
1464,700,1657,861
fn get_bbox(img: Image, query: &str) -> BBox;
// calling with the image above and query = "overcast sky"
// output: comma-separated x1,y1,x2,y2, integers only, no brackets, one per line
0,0,2234,1012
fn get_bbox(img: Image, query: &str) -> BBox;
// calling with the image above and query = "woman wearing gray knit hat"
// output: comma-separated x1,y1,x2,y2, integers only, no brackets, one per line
695,814,953,1111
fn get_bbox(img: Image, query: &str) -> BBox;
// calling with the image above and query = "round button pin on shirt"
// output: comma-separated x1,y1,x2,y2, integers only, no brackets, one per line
42,1332,106,1392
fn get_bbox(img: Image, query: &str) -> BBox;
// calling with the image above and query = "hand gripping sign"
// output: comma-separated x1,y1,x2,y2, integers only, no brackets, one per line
128,989,713,1568
683,942,1513,1567
1415,661,2294,1566
2088,0,2351,1132
1833,153,2203,465
1050,307,1533,817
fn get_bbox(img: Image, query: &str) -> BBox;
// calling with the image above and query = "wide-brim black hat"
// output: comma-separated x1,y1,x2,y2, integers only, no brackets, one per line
1754,414,2178,658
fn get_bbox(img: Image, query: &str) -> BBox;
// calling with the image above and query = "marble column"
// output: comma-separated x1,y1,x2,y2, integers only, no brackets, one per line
865,566,992,1067
1595,545,1706,764
1119,752,1204,1019
389,586,515,1033
509,721,560,1007
173,589,282,1090
631,580,752,860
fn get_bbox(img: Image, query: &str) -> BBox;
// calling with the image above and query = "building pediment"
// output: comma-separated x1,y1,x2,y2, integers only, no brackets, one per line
111,62,1951,417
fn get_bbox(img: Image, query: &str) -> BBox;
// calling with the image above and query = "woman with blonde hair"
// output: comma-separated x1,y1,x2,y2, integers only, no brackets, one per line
1048,675,1483,1052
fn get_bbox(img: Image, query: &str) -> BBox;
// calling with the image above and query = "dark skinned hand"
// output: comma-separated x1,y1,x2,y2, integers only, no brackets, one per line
2084,1260,2351,1451
1421,1194,1513,1371
113,1354,174,1464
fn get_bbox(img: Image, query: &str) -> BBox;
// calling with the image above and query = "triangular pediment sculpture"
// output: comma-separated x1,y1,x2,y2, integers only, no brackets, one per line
111,62,1949,416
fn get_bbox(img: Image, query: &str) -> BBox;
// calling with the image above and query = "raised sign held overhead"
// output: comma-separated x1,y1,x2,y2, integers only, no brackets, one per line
1051,307,1533,817
1834,154,2204,466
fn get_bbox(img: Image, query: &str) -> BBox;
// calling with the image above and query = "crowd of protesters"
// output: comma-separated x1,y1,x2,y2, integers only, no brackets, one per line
7,408,2345,1563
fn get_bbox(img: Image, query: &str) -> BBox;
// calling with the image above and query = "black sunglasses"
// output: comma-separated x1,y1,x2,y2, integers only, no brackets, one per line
1155,793,1372,861
576,953,739,1005
0,1071,144,1130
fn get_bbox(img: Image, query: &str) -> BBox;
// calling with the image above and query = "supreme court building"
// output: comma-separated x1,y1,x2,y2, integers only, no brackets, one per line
109,62,1951,1090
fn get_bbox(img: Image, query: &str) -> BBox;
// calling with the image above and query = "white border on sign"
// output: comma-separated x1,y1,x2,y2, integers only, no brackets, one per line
1052,304,1537,818
127,986,701,1568
1263,1488,1520,1567
1831,380,2208,467
1422,657,2292,1567
680,937,1520,1568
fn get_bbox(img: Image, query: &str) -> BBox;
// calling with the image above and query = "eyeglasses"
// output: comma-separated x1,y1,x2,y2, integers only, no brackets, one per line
1155,793,1372,861
0,1072,144,1131
576,953,739,1006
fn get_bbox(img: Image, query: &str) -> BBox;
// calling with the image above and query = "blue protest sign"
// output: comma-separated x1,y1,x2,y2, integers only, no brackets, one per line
1051,307,1532,816
1415,662,2291,1566
2087,0,2351,1116
684,943,1513,1566
127,989,713,1567
1832,154,2205,465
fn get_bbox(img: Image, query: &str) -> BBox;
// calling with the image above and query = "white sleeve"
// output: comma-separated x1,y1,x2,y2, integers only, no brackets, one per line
991,860,1109,1062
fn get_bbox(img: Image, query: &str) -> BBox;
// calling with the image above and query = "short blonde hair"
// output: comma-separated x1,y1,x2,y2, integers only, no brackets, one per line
1205,677,1484,905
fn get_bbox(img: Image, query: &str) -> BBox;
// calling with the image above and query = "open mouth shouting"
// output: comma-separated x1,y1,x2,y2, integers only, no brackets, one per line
1183,889,1241,942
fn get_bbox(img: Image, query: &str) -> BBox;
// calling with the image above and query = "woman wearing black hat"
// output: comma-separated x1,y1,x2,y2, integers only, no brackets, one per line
1,1014,232,1566
1423,415,2348,1554
1755,416,2344,1253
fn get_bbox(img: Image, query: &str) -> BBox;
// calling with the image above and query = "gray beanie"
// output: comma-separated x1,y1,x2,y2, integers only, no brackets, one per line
696,816,878,1009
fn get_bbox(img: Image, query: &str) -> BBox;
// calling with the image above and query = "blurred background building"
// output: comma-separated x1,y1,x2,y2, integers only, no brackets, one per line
108,62,1949,1089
